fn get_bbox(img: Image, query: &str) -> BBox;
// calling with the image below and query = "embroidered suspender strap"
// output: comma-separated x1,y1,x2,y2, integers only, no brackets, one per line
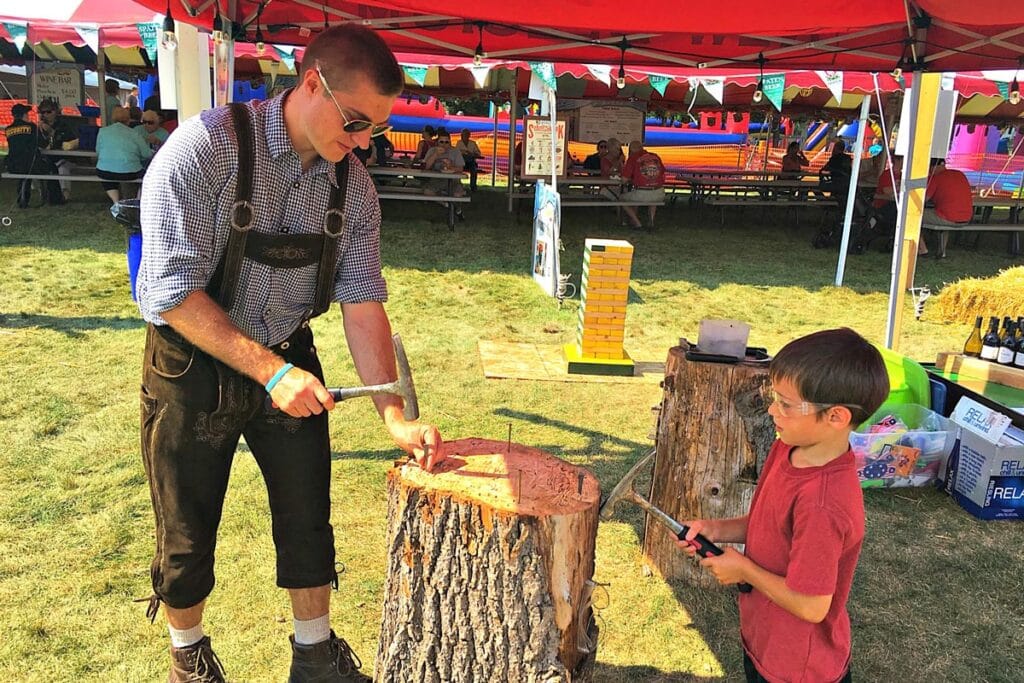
311,158,349,318
215,103,257,312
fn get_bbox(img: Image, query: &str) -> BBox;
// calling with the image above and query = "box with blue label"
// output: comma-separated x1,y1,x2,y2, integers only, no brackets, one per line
946,397,1024,520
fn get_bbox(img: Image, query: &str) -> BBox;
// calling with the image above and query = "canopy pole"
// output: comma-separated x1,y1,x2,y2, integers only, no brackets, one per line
507,70,520,213
97,29,107,125
885,72,941,351
491,99,499,188
835,95,870,286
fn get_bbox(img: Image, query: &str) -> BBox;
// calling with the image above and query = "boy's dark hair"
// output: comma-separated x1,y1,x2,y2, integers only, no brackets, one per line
769,327,889,424
300,24,403,97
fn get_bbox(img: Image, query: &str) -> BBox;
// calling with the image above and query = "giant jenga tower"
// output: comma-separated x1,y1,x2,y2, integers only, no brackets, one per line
565,238,634,376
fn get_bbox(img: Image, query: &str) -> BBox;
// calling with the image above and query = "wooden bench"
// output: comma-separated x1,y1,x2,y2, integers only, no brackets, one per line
704,196,829,225
376,188,470,231
921,222,1022,257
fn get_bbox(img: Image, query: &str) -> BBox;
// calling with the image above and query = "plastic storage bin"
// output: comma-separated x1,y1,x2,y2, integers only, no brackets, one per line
851,403,955,488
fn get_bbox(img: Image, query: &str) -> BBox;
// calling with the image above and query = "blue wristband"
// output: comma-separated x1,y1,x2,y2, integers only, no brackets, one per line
264,363,294,394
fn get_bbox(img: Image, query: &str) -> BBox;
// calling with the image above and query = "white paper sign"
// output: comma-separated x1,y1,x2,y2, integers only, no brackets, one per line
952,397,1013,445
816,70,844,103
31,67,83,107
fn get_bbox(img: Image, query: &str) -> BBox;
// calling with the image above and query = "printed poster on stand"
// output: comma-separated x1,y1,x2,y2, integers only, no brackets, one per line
532,180,561,297
522,115,568,179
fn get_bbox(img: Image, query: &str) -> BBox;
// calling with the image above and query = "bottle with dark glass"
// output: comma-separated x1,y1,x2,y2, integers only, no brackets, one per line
997,321,1018,365
980,317,1001,361
1016,316,1024,342
1015,329,1024,368
963,316,984,357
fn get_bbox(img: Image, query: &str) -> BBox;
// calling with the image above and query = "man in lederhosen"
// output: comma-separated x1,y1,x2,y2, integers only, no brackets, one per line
135,25,445,683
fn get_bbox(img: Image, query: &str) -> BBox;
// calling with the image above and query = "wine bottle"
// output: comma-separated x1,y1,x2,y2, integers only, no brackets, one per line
1015,329,1024,368
963,316,984,357
980,317,1001,361
997,321,1017,365
1017,316,1024,342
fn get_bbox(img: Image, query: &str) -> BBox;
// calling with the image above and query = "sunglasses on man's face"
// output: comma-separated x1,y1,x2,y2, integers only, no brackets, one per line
437,138,451,144
40,110,56,116
315,64,392,138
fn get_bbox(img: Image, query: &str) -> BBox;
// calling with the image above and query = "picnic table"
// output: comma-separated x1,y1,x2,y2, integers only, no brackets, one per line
511,174,665,224
922,193,1024,257
368,165,469,230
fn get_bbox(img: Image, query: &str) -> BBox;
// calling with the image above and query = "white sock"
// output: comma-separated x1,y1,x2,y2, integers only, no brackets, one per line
168,623,205,649
293,614,331,646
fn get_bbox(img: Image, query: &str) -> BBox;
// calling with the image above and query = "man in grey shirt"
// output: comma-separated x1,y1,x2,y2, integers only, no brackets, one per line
136,25,444,683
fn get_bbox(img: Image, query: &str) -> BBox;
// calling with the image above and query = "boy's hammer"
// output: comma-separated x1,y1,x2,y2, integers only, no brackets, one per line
267,334,420,420
600,448,752,593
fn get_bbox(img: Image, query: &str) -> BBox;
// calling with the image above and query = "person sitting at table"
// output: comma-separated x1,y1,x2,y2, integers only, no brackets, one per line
853,154,901,254
583,140,607,171
616,140,666,230
422,130,466,220
96,106,152,204
455,128,483,192
136,110,169,152
412,124,435,164
600,137,624,179
819,140,852,199
5,103,62,208
36,98,80,202
373,131,395,165
921,158,973,258
780,141,809,178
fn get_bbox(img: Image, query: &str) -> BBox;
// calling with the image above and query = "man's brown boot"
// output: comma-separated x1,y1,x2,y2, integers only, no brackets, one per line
288,631,370,682
168,636,227,683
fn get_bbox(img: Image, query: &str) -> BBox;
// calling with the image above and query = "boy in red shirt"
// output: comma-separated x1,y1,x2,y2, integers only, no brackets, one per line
679,328,889,683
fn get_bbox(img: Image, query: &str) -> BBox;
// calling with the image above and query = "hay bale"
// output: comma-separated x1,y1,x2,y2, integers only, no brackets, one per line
931,267,1024,324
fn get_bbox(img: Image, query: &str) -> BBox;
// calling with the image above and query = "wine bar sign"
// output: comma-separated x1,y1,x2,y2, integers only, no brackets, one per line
31,66,84,108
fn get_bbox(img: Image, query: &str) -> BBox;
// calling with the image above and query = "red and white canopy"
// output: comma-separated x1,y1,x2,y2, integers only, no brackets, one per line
129,0,1024,72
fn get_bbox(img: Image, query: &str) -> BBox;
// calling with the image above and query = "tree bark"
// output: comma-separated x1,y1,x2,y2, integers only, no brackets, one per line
375,437,600,683
643,342,775,587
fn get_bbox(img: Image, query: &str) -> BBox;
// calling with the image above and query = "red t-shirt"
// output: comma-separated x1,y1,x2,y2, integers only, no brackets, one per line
925,167,973,223
622,150,665,188
872,165,901,208
740,440,865,683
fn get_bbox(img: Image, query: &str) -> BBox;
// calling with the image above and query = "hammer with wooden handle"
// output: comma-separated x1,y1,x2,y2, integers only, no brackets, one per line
600,448,752,593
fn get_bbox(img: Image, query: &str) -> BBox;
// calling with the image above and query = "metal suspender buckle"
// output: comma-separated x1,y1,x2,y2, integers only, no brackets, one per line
231,200,255,231
323,208,345,237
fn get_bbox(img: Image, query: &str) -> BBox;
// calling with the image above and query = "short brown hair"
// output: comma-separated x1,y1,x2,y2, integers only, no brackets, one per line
299,24,402,96
769,328,889,424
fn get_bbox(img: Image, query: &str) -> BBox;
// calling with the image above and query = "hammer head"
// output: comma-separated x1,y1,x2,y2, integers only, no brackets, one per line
598,448,655,520
392,334,420,421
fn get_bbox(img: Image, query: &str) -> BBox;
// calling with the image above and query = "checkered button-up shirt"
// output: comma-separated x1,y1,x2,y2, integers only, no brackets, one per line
136,91,387,346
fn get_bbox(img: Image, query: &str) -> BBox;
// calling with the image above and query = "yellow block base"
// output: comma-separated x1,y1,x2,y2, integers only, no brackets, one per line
564,343,635,376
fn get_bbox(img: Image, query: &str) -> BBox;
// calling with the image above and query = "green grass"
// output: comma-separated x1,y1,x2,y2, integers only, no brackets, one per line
1,183,1022,681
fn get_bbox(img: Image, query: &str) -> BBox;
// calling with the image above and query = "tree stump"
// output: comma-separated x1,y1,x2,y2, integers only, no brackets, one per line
643,342,775,587
375,437,600,683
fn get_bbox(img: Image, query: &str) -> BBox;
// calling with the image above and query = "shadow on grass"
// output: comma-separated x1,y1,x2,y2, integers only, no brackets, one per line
0,312,144,337
593,661,733,682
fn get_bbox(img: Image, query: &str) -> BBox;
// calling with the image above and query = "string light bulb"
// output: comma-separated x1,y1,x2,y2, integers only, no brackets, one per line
752,53,765,104
212,5,225,44
1010,77,1021,106
161,0,177,51
473,22,486,66
616,37,628,89
255,2,266,56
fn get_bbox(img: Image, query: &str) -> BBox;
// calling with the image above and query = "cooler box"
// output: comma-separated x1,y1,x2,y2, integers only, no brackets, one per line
851,403,955,488
946,397,1024,520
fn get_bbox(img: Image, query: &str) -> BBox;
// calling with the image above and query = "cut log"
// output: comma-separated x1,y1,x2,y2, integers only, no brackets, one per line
643,342,775,587
374,437,600,683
